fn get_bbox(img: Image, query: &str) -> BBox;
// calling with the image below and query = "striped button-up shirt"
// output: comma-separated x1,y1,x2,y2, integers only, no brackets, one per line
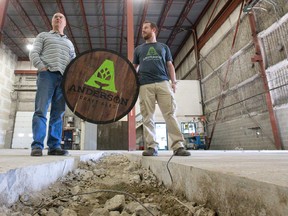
29,30,76,74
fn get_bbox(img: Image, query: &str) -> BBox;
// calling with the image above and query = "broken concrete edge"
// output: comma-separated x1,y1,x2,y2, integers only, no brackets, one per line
124,153,288,216
1,151,288,215
0,151,107,207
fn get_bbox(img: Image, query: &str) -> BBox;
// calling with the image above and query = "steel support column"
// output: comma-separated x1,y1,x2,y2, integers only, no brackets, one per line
33,0,51,30
119,1,126,54
101,0,107,49
127,0,136,151
157,0,173,37
0,0,9,43
248,11,282,150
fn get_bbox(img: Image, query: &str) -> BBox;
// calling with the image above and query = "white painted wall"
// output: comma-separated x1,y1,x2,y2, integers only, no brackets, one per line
81,121,97,150
12,111,49,149
16,61,36,70
154,80,202,122
133,80,202,124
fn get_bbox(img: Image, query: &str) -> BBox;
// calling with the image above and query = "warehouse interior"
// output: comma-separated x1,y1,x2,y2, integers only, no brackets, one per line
0,0,288,215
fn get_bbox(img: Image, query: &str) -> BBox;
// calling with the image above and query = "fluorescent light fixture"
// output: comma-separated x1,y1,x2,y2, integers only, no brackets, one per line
18,133,25,137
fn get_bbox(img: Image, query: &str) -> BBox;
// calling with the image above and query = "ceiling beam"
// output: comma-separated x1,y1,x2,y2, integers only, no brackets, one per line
2,32,27,57
10,0,39,36
135,0,149,47
56,0,80,54
157,0,173,37
32,0,51,30
101,0,107,49
17,57,30,61
198,0,243,49
79,0,92,50
203,0,221,32
173,0,213,59
166,0,196,47
174,0,242,70
4,15,30,57
6,15,28,41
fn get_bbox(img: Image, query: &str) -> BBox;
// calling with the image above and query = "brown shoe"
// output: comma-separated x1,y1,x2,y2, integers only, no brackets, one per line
174,147,191,156
142,148,158,156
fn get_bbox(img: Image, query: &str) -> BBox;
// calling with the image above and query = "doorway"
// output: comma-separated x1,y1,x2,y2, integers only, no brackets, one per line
155,123,168,150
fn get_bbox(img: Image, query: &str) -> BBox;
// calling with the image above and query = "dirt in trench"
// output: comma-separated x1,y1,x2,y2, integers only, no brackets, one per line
0,153,216,216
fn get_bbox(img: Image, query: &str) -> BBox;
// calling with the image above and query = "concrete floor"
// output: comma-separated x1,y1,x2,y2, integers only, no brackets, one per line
0,149,288,215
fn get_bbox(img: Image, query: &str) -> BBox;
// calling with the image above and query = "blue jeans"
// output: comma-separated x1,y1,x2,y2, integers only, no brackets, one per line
31,71,65,150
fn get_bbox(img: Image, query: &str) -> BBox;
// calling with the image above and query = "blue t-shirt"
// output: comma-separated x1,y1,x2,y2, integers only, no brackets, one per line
133,42,173,85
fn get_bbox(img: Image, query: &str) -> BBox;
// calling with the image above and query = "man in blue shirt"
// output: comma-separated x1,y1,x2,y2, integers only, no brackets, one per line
133,21,190,156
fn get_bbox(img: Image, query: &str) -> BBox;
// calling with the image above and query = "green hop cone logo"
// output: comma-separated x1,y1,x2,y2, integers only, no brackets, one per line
85,59,117,93
147,47,159,56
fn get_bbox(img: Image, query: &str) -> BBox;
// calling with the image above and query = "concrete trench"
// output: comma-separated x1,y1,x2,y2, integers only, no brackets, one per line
0,149,288,215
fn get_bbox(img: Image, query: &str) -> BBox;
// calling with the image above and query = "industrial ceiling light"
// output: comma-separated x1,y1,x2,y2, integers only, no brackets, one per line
27,44,33,51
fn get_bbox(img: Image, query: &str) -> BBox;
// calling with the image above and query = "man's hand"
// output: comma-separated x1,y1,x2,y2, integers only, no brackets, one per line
40,67,48,71
171,82,177,93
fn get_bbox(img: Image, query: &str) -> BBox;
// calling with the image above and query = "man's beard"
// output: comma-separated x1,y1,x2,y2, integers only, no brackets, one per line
143,32,152,40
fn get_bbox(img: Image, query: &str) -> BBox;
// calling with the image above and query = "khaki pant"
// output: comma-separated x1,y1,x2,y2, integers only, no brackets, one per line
139,81,184,151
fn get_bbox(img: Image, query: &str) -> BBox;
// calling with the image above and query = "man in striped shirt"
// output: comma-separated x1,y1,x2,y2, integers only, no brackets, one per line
29,12,76,156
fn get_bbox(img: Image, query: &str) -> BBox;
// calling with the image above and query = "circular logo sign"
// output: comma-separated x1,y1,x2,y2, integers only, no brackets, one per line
63,49,139,124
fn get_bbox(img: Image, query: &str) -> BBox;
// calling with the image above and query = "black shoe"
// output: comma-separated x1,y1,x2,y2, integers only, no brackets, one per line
31,148,43,156
48,148,69,156
174,147,191,156
142,148,158,156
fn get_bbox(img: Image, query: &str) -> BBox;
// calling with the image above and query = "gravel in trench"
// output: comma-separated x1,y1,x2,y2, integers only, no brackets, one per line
0,153,216,216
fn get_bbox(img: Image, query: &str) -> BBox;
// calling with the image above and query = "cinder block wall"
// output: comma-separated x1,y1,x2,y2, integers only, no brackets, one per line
0,43,17,148
275,108,288,149
210,113,275,150
174,0,288,150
